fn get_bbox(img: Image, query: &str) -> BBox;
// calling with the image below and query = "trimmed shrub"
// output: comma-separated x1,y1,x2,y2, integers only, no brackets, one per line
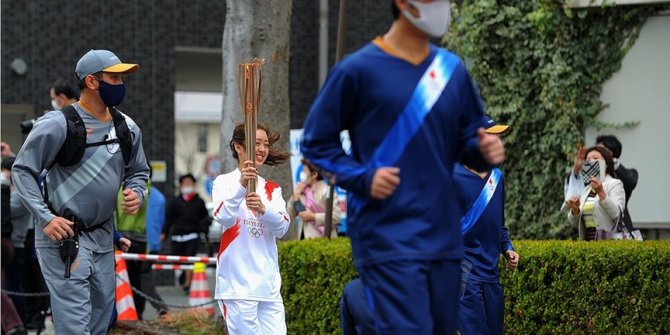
280,238,357,334
279,239,670,334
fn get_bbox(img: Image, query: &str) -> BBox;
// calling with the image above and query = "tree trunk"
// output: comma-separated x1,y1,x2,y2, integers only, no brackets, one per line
221,1,292,199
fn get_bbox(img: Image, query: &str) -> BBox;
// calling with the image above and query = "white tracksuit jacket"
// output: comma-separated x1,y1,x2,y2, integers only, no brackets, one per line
211,169,290,301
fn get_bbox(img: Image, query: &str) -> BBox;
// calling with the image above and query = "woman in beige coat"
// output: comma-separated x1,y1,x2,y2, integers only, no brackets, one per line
565,146,626,240
287,159,341,239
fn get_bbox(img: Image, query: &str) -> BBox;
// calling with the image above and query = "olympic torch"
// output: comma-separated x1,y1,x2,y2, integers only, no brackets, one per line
237,58,265,193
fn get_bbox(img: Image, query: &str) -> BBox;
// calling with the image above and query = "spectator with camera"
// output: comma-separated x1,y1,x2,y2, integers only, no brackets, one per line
565,135,638,232
564,146,625,240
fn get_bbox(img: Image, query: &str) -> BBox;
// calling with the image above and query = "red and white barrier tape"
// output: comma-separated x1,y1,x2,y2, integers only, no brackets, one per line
119,253,216,264
151,264,195,271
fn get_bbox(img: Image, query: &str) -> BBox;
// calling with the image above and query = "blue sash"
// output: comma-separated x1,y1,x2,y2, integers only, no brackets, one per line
368,49,460,168
461,168,502,235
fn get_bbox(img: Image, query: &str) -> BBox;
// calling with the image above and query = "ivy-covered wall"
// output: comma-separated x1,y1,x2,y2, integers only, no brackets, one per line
445,0,666,239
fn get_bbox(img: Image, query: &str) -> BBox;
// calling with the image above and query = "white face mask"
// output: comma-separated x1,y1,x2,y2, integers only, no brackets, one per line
0,171,9,186
299,171,308,183
180,186,194,194
51,99,62,110
402,0,451,38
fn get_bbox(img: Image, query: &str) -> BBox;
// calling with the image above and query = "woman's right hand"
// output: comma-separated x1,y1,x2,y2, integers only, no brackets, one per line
239,161,257,188
565,196,580,215
572,147,587,175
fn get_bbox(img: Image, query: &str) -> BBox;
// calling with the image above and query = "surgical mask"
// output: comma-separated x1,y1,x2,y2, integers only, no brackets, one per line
97,79,126,107
402,0,451,38
299,171,308,183
51,99,63,110
180,186,194,194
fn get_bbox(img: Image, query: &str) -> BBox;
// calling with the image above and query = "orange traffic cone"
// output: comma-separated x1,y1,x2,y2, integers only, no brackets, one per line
115,251,138,320
189,262,214,315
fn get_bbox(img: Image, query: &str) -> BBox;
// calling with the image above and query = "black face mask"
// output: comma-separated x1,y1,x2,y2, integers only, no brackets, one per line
97,78,126,107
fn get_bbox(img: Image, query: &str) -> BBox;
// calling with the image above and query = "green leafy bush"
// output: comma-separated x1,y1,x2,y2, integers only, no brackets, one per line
280,238,357,334
501,240,670,334
444,1,666,239
280,238,670,334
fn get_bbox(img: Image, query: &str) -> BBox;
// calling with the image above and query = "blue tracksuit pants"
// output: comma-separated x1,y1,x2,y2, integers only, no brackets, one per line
358,259,461,335
458,280,504,335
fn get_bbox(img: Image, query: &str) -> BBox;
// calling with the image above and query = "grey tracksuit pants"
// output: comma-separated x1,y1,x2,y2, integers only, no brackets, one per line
36,247,115,335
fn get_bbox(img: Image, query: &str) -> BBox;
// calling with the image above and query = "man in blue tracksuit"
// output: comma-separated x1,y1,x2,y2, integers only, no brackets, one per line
454,116,519,335
301,1,506,333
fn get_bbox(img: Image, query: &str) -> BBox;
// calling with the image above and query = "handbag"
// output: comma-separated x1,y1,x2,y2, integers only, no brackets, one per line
612,208,643,241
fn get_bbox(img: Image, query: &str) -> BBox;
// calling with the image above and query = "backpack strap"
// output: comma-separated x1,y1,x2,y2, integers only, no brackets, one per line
110,107,132,166
53,105,87,168
44,106,86,215
82,107,133,166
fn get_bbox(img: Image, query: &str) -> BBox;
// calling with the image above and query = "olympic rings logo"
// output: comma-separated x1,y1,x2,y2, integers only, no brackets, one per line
248,227,264,238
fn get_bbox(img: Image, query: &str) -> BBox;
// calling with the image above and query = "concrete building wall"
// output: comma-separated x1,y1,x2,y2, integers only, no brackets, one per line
290,0,392,129
586,13,670,238
1,0,225,196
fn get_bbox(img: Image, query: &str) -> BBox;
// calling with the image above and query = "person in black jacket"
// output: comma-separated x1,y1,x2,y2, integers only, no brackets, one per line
161,173,210,292
595,135,638,231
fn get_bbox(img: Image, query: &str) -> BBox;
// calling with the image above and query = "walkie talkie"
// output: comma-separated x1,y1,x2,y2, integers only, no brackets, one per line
60,217,79,279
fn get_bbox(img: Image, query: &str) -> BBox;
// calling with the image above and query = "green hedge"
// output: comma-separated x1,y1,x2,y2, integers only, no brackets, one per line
279,238,670,334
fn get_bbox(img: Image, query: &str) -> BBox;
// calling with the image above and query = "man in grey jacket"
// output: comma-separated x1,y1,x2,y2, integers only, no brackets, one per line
12,49,150,334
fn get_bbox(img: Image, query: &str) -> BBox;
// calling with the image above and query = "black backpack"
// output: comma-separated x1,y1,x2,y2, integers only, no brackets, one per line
55,105,132,167
43,105,133,222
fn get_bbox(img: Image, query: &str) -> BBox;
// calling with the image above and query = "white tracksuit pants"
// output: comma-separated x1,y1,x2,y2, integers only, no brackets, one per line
218,299,286,335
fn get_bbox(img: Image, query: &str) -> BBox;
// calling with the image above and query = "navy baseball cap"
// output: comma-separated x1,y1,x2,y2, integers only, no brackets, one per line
75,49,139,80
482,115,510,135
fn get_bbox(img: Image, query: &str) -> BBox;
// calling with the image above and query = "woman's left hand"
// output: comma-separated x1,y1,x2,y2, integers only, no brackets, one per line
246,192,266,215
298,210,315,222
590,177,606,200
